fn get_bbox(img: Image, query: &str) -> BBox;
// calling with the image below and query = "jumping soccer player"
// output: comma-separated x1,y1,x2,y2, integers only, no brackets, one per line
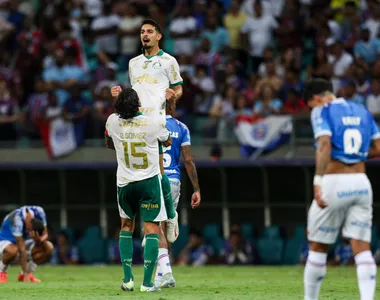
105,88,171,292
303,78,379,300
154,100,201,288
0,205,53,283
111,19,183,244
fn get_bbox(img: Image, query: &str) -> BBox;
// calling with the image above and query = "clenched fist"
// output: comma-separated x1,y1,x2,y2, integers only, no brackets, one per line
111,86,122,98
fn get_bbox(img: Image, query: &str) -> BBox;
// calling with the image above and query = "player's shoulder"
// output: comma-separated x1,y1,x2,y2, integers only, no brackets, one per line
106,113,119,124
129,55,144,65
161,51,178,63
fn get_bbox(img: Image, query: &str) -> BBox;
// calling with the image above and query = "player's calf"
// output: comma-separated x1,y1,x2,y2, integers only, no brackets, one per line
142,222,160,291
0,243,19,283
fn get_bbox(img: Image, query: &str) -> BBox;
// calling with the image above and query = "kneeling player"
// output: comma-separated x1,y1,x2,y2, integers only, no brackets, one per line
0,206,53,283
304,79,379,300
154,100,201,288
105,88,172,292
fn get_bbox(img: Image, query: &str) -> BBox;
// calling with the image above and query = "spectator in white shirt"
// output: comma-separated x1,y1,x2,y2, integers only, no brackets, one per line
91,3,120,61
367,78,380,116
119,3,143,70
169,5,197,56
365,6,380,40
240,0,278,72
240,0,282,17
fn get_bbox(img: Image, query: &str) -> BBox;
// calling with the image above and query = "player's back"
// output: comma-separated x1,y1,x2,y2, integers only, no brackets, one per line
106,113,161,185
312,98,379,166
163,116,191,180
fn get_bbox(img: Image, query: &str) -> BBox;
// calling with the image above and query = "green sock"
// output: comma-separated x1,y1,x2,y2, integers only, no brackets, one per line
161,174,176,219
143,233,159,287
119,230,133,282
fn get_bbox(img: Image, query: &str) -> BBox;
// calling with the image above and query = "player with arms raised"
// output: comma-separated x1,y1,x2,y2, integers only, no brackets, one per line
105,88,171,292
111,19,183,244
154,100,201,288
303,79,380,300
0,205,53,283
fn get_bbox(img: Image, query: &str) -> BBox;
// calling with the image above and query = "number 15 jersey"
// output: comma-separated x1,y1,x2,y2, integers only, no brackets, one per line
311,98,380,164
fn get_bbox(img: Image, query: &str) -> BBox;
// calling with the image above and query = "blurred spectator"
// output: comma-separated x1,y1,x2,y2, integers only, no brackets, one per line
108,228,120,264
240,0,275,17
234,94,253,121
118,3,143,70
17,16,46,60
280,68,304,101
255,59,283,95
328,238,354,266
253,83,283,118
193,38,223,78
6,0,26,47
170,4,197,56
365,5,380,40
224,226,253,265
82,28,110,73
0,77,18,140
57,22,84,67
243,73,258,107
367,78,380,116
354,26,378,64
91,3,120,61
94,85,113,137
258,47,285,79
240,0,278,72
355,64,371,97
200,15,229,53
193,65,216,115
51,231,79,265
343,80,365,106
209,86,237,119
178,230,213,266
224,0,248,61
283,88,309,115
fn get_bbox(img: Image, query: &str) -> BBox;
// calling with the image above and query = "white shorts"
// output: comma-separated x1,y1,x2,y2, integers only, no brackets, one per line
169,178,181,210
307,173,373,244
0,239,35,261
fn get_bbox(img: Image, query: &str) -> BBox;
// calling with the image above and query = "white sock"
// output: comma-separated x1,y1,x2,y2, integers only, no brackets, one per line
154,263,162,283
157,248,172,277
304,251,327,300
355,250,377,300
0,261,9,272
28,261,38,273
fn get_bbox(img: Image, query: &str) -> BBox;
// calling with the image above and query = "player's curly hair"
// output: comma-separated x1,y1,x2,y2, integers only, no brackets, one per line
114,88,140,120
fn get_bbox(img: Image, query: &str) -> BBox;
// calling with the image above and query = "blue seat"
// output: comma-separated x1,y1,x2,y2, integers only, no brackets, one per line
263,225,280,239
171,224,189,258
78,226,107,264
241,223,254,240
283,238,302,265
257,237,284,265
203,224,221,243
371,226,378,253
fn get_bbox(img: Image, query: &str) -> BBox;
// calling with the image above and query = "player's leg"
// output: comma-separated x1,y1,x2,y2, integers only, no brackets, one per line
140,174,167,292
155,178,180,288
17,240,54,283
117,184,137,292
304,175,343,300
0,241,18,283
343,174,376,300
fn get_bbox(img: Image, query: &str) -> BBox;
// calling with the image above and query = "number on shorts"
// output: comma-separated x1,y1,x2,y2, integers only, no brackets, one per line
122,142,148,169
163,145,171,168
343,129,362,154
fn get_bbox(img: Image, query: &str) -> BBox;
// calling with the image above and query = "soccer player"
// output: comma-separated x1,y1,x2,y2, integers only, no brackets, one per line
0,205,53,283
105,88,171,292
154,100,201,288
303,78,379,300
111,19,183,244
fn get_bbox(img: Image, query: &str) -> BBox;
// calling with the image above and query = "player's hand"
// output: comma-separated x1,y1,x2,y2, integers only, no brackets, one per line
111,86,122,98
29,231,41,243
191,191,201,209
165,88,176,101
314,185,327,208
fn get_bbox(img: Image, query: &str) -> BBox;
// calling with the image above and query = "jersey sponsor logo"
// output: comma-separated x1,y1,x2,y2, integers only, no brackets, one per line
342,117,361,126
318,226,339,233
165,169,178,174
141,203,159,209
134,74,157,84
251,123,268,140
350,220,371,229
142,61,152,69
153,62,162,69
337,189,368,198
170,64,178,81
169,131,179,138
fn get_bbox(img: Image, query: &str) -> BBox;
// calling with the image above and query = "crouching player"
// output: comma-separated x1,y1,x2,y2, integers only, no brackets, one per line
0,206,53,283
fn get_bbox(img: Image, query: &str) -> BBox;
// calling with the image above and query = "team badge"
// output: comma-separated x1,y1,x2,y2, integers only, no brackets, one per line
142,61,151,69
153,62,162,69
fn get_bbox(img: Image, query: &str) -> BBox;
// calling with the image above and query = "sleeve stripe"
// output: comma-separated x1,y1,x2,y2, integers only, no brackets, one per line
371,132,380,140
314,130,332,139
181,142,191,146
170,81,183,87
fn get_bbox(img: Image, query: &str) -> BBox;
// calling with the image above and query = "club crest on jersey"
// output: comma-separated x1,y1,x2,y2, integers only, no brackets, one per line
251,123,268,140
142,61,151,69
153,61,162,69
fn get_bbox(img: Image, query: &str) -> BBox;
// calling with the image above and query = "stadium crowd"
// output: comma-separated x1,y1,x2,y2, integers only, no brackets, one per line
1,0,380,149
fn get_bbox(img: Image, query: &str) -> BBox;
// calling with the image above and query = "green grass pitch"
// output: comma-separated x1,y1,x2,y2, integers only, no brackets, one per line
1,265,379,299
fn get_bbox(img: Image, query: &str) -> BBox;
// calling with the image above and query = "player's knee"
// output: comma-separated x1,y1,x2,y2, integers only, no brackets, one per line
43,241,54,256
4,244,19,258
144,222,160,235
309,241,329,253
351,239,371,256
120,218,134,232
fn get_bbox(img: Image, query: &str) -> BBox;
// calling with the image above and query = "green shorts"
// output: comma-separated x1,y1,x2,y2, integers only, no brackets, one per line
117,175,167,222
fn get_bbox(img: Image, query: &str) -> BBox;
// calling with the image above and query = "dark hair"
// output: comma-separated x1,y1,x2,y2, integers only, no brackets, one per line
303,78,333,102
114,88,140,120
166,99,176,116
31,218,44,235
141,19,162,34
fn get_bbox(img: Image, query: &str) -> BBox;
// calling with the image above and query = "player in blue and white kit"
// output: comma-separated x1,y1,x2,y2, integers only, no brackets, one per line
154,100,201,288
0,206,53,283
303,79,380,300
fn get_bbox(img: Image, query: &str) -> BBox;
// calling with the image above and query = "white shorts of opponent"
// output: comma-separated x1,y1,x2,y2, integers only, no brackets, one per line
169,178,181,210
307,173,372,244
0,239,35,262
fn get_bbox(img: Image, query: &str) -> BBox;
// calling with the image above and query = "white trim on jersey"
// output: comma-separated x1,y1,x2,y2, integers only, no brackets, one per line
371,132,380,140
314,130,332,139
181,142,191,146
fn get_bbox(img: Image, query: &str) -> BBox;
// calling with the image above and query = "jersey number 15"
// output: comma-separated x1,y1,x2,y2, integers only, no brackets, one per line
343,129,362,154
122,142,148,169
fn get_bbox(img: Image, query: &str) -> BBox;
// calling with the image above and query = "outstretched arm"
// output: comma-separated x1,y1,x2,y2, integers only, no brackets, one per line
181,145,201,208
313,135,331,208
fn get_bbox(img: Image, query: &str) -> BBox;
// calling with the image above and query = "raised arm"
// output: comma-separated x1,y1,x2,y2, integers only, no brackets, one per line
181,145,201,208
